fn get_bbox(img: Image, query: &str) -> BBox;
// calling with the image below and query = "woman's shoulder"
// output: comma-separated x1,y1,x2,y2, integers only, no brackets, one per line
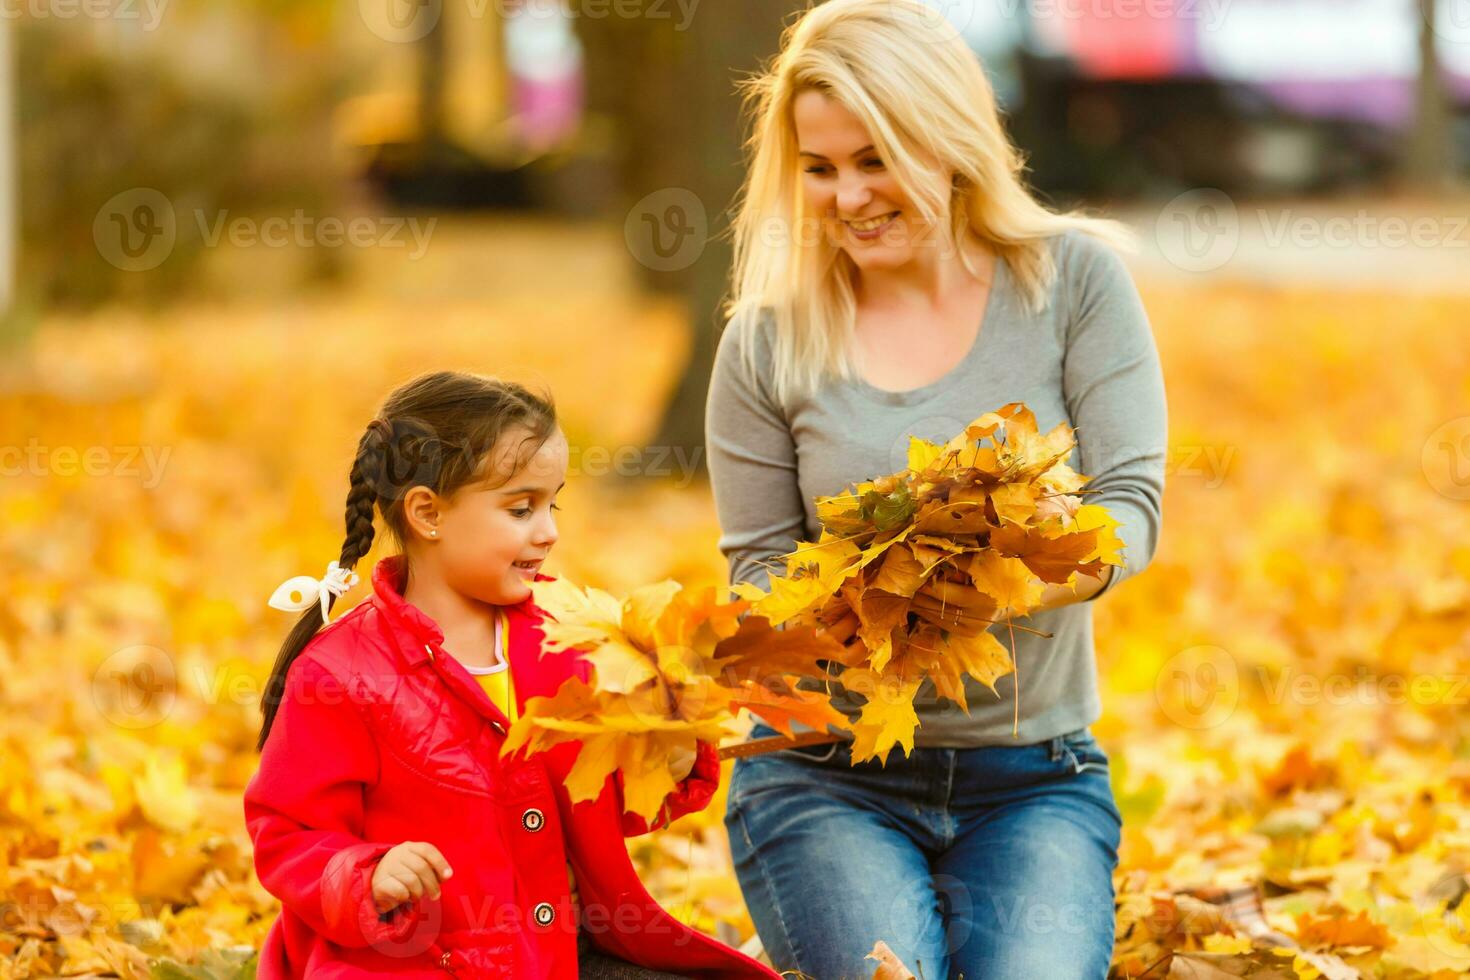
716,304,777,364
712,304,785,413
1048,226,1131,283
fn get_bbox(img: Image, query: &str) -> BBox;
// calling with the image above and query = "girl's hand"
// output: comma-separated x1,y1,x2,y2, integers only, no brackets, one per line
371,841,453,912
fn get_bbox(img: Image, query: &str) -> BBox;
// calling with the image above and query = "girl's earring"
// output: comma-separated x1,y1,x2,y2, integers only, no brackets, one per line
430,529,439,538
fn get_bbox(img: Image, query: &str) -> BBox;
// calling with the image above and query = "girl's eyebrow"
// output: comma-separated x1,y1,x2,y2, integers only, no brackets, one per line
498,481,566,496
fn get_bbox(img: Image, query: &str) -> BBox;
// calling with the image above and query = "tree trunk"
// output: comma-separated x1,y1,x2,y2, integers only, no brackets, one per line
1402,0,1454,187
648,1,798,473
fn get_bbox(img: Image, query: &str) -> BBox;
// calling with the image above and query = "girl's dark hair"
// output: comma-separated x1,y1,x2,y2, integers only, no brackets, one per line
256,370,557,750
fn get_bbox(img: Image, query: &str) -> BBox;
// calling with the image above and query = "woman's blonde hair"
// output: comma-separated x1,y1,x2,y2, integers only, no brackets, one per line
728,0,1135,402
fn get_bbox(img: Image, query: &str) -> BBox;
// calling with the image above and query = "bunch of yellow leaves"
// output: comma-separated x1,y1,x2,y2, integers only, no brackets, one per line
736,403,1125,764
501,578,850,822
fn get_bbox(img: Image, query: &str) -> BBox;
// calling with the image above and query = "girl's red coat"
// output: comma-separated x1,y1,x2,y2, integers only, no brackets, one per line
244,556,776,979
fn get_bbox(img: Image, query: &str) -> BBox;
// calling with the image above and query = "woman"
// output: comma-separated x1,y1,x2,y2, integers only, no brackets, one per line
704,2,1167,977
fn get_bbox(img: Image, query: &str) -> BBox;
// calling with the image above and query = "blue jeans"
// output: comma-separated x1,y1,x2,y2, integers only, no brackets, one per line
724,724,1122,980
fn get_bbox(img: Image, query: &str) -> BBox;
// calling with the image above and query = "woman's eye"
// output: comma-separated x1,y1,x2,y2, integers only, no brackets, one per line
863,158,884,169
804,166,831,176
551,503,562,512
511,507,533,518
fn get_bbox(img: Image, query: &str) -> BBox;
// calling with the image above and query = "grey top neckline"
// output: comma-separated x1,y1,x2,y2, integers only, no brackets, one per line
849,252,1012,408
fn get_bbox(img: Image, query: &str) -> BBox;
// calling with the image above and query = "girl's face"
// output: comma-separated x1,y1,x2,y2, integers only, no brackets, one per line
432,426,568,606
792,88,939,274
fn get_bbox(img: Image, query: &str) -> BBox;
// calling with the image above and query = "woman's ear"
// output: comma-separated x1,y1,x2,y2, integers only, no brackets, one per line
402,485,443,542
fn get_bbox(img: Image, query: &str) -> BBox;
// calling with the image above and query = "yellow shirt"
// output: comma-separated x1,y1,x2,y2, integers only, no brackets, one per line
465,610,517,722
473,669,516,722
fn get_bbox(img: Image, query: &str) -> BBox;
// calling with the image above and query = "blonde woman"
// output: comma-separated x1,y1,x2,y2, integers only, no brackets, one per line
705,2,1168,977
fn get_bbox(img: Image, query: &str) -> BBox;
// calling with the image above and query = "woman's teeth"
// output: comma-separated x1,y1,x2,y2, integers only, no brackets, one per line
847,211,899,231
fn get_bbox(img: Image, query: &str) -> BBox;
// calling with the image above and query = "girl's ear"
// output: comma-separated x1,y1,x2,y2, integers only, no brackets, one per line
402,485,444,542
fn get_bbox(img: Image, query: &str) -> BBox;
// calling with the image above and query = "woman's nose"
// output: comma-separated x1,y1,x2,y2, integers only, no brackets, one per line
835,172,872,217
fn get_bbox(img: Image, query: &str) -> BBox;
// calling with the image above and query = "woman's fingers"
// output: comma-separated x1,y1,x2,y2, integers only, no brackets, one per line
819,611,859,645
917,577,994,610
909,592,990,621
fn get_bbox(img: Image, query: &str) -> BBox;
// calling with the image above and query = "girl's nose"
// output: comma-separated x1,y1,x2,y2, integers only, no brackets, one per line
534,514,559,548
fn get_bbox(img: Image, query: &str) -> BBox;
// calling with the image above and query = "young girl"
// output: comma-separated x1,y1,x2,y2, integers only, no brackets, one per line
245,371,777,979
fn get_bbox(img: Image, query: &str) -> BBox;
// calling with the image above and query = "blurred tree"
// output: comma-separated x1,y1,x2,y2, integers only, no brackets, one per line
1404,0,1456,187
658,1,800,470
0,21,13,316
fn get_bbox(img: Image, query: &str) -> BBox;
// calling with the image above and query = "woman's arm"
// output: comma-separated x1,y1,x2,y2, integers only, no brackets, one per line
1054,233,1169,607
705,315,809,593
244,656,430,948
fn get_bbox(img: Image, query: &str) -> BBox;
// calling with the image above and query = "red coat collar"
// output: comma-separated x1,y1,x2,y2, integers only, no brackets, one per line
367,554,552,669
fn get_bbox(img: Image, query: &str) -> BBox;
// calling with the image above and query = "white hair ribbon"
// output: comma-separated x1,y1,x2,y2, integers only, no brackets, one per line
268,560,360,624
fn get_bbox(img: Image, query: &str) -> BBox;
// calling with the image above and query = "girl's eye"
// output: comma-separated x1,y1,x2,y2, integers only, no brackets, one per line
804,165,831,176
551,503,562,512
863,157,884,169
511,507,533,518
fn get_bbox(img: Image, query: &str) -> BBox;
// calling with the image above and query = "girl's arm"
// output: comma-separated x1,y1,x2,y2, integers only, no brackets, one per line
244,655,429,949
616,739,720,837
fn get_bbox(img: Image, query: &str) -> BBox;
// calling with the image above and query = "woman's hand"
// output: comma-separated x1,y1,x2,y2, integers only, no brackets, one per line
370,841,453,912
815,610,867,664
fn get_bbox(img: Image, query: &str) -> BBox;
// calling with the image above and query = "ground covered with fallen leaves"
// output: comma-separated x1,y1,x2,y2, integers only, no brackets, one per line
1,220,1468,978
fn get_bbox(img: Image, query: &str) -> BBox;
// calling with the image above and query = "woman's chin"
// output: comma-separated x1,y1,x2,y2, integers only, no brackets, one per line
844,245,913,271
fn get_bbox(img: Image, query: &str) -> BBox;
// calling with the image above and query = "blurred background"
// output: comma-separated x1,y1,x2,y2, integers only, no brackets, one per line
2,0,1469,976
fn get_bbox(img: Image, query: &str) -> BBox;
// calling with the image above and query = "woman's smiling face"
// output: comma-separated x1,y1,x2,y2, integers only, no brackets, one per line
793,88,937,273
